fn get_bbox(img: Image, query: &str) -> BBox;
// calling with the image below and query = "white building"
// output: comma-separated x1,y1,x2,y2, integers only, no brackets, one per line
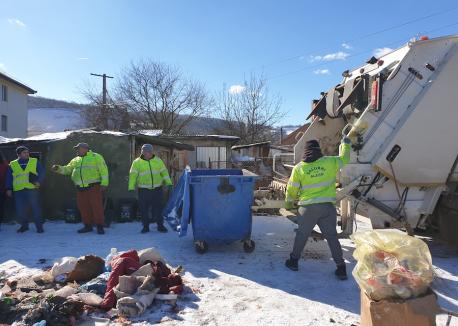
0,72,36,138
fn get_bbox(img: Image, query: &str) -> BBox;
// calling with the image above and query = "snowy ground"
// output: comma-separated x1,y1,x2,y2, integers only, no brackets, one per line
0,216,457,325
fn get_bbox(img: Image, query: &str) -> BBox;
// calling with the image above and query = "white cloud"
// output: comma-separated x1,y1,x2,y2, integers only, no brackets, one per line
342,43,352,50
310,51,349,62
373,47,393,58
228,85,245,94
7,18,26,28
77,57,89,60
0,63,6,72
313,69,330,75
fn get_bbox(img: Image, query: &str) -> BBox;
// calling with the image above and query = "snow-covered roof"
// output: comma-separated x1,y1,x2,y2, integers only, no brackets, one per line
0,129,129,144
137,129,163,137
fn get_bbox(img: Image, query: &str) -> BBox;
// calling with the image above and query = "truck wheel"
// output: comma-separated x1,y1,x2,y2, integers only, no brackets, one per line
243,240,255,253
195,241,208,254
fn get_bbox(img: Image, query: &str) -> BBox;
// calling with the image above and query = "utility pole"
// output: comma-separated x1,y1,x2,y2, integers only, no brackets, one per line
90,73,114,107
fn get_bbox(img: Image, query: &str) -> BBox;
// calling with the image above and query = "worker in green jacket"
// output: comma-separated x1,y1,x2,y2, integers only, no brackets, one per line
52,143,109,234
128,144,172,234
284,137,351,280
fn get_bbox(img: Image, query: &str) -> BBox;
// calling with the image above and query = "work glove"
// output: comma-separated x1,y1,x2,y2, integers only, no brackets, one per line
342,136,351,145
285,201,295,210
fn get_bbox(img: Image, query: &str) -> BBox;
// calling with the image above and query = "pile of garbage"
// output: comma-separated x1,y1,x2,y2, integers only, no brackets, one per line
351,229,434,301
0,248,184,325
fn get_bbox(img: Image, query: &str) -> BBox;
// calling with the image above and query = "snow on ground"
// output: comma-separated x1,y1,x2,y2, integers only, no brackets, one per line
0,216,457,325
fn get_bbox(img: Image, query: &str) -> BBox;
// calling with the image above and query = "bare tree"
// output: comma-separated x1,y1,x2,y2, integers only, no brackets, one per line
115,60,211,134
216,74,283,144
80,82,130,131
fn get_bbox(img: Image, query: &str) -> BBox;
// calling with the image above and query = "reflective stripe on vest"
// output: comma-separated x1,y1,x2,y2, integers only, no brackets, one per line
300,179,335,190
70,152,105,188
11,158,38,191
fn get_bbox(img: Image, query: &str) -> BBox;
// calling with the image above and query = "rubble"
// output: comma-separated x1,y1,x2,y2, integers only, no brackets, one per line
0,248,185,325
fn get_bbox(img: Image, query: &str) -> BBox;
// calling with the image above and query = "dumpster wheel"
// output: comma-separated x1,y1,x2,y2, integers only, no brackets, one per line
195,241,209,254
243,240,255,253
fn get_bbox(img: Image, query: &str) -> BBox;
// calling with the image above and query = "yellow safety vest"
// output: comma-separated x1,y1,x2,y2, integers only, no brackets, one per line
56,151,109,188
128,156,172,191
10,158,38,192
286,143,350,206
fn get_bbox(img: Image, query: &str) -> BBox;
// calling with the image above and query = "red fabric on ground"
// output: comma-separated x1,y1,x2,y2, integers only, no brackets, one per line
151,261,183,295
100,250,140,310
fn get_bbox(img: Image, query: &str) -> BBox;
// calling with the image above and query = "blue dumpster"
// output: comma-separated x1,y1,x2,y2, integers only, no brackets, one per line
163,168,257,253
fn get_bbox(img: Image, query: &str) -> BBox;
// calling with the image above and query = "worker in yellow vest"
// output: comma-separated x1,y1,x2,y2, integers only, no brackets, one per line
284,137,351,280
128,144,172,233
52,143,109,234
5,146,45,233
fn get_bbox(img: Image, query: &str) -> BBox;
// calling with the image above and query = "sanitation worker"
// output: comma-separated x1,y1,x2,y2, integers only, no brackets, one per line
6,146,45,233
52,143,109,234
284,137,351,280
128,144,172,234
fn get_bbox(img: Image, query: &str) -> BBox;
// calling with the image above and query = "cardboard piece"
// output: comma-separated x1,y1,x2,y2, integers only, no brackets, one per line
360,290,440,326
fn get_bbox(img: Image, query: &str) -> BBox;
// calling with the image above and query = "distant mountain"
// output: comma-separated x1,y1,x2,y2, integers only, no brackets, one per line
27,96,292,141
28,95,86,109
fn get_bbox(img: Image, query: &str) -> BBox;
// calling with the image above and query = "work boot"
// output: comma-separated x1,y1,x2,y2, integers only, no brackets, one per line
335,264,348,280
36,225,44,233
77,224,93,233
17,225,29,233
285,254,299,271
141,225,150,233
157,224,168,233
96,225,105,235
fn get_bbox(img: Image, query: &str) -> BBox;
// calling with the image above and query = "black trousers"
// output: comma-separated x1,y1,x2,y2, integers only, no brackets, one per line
138,187,164,226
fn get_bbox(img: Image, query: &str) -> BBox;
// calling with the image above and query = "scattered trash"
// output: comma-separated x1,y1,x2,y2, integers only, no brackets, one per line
67,255,105,282
51,257,78,278
104,248,118,272
352,229,434,301
54,285,78,298
0,247,185,324
54,274,67,284
79,272,110,296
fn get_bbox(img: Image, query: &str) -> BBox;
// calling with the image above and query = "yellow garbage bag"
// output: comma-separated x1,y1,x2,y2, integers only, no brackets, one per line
351,229,434,301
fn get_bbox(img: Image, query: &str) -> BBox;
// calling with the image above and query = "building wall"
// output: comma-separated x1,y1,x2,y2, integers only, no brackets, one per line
0,79,28,138
177,138,234,169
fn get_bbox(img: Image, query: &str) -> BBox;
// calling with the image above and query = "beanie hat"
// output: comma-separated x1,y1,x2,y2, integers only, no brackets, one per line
16,146,29,155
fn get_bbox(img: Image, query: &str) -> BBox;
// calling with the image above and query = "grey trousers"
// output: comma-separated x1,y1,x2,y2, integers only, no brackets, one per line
291,202,344,266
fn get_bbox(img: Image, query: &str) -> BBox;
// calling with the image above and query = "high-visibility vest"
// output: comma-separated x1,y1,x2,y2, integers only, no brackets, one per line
10,158,38,192
128,156,172,191
57,151,109,188
286,143,350,206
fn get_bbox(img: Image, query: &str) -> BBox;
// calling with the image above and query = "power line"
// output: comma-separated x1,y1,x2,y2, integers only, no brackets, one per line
255,5,458,71
266,22,458,80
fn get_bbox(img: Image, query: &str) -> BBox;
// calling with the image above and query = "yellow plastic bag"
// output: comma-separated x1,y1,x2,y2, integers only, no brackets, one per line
351,229,433,301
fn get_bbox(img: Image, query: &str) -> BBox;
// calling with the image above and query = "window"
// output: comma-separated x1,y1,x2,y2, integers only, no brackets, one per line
1,115,7,132
196,146,227,168
1,85,7,102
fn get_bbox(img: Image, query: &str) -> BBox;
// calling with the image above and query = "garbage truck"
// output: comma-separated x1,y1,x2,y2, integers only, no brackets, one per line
272,35,458,243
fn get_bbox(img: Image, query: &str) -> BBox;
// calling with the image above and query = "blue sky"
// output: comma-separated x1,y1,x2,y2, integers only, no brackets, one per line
2,0,458,125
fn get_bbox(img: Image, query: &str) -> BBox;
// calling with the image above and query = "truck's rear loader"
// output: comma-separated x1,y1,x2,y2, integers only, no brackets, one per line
274,35,458,241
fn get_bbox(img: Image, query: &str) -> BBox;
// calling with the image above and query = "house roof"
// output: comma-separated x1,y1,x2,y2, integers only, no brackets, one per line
231,141,271,150
0,71,36,94
162,134,240,143
281,123,310,145
0,129,194,151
